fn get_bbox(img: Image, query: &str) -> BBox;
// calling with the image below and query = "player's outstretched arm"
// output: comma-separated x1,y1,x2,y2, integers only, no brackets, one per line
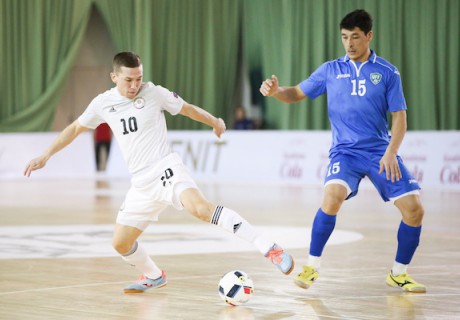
179,102,226,138
24,120,89,177
260,75,307,103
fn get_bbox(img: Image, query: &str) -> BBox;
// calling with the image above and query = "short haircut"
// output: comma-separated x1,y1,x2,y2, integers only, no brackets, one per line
340,9,373,34
112,52,141,72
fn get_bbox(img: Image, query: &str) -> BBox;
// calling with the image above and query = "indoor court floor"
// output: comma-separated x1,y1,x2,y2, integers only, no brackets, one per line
0,178,459,320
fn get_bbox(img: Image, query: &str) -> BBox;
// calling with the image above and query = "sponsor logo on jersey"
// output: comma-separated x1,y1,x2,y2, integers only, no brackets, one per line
370,72,382,85
109,106,116,112
173,92,178,98
336,73,351,79
134,97,145,109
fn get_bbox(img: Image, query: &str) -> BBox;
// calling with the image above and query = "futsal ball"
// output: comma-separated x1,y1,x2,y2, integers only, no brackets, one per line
218,270,254,306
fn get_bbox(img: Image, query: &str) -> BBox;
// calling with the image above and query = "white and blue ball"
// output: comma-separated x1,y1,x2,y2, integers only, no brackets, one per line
218,270,254,306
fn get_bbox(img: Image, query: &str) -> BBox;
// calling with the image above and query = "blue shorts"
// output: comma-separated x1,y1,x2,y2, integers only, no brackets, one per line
324,152,421,202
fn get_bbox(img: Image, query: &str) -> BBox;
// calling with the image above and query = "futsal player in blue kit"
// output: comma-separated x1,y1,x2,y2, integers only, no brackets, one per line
260,9,426,292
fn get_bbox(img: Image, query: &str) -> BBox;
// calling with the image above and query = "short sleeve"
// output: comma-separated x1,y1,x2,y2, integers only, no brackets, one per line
78,95,105,129
386,68,407,112
154,85,184,115
298,62,328,100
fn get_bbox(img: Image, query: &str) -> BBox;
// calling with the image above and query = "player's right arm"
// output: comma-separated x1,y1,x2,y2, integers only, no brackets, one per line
24,120,89,177
259,75,307,103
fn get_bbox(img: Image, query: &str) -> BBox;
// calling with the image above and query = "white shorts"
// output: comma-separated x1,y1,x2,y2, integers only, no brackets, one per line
116,153,197,230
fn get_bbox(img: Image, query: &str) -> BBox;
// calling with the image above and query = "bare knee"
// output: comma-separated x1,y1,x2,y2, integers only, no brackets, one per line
322,185,347,214
112,238,134,255
402,204,424,226
395,195,424,227
111,224,143,255
322,196,343,214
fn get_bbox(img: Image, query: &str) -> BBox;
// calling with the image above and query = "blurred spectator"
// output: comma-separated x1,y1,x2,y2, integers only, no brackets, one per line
233,106,254,130
94,122,112,171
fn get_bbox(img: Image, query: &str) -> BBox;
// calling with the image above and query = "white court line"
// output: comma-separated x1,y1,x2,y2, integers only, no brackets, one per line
0,224,363,259
0,272,236,296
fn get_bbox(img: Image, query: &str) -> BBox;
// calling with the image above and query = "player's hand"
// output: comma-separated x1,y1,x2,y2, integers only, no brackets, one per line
260,75,279,96
379,151,401,183
213,118,226,138
24,155,48,177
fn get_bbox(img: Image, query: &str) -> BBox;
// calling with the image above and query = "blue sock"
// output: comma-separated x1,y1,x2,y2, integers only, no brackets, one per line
309,208,336,257
396,221,422,264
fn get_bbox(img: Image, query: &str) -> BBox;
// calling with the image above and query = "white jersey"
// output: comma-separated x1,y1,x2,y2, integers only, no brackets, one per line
78,82,184,175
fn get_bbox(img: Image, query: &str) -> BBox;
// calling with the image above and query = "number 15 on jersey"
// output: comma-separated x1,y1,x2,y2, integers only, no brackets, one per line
327,162,341,177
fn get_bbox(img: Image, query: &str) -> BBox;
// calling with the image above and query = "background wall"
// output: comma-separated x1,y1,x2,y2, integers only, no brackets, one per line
52,8,116,130
1,0,459,132
2,131,459,191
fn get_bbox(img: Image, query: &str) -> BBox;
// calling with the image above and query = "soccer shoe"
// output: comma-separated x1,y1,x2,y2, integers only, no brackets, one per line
386,271,426,293
294,266,319,289
124,271,167,293
265,244,294,275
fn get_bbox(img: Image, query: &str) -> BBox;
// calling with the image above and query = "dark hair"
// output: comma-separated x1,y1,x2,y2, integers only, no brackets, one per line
340,9,373,34
113,52,141,72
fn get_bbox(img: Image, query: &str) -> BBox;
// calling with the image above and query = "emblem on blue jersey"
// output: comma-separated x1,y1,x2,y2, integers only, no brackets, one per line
134,97,145,109
370,73,382,85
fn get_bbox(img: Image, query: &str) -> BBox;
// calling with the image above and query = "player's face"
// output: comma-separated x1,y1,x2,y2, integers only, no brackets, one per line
111,65,143,99
341,27,372,62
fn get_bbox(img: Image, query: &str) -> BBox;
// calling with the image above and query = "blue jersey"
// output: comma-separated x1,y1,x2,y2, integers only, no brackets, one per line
299,50,407,157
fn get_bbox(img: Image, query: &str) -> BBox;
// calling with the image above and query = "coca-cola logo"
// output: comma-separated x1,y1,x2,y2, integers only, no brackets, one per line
440,165,460,184
280,162,303,178
440,153,460,185
409,165,424,183
279,153,305,179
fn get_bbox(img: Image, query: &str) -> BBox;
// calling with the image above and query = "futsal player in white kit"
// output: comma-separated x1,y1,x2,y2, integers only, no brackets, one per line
24,51,294,293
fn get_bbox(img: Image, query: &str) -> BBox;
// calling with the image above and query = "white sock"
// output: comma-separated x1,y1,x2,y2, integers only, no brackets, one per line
211,205,273,254
308,255,321,270
392,261,408,276
122,241,162,279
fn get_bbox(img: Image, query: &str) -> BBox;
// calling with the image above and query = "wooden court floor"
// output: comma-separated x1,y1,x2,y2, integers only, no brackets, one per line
0,178,459,320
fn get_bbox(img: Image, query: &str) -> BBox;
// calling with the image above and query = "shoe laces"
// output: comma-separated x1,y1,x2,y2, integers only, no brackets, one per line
266,247,284,264
136,272,165,283
300,266,315,276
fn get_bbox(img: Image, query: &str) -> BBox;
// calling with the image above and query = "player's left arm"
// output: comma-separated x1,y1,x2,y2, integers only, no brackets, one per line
179,102,226,138
379,110,407,182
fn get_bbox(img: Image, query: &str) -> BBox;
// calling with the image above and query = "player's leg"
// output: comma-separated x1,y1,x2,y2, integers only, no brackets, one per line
295,155,362,289
369,155,425,292
114,181,170,293
294,183,347,289
112,223,167,293
95,143,101,170
386,194,425,292
179,187,294,275
311,184,347,259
